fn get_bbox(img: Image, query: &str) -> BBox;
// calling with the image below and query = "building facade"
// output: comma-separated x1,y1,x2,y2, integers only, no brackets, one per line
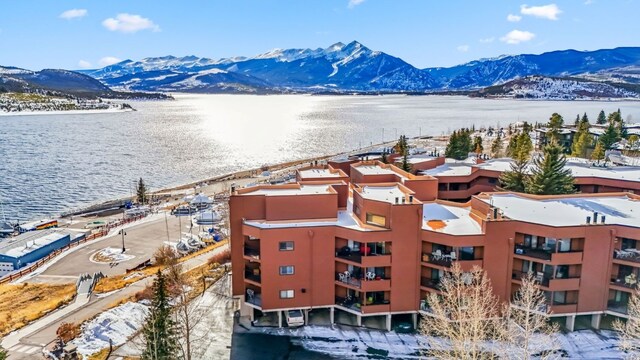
230,161,640,331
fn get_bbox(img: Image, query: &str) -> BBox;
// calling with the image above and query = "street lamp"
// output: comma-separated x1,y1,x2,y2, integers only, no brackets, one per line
119,229,127,253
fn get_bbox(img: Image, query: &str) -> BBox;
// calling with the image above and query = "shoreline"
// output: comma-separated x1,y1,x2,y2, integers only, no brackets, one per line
0,108,135,117
60,140,398,219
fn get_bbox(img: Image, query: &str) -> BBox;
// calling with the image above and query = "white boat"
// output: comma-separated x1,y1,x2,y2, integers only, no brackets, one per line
172,204,196,216
176,241,191,255
190,193,213,210
193,210,221,225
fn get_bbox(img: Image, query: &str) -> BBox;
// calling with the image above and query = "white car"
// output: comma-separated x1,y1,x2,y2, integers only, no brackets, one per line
285,309,304,327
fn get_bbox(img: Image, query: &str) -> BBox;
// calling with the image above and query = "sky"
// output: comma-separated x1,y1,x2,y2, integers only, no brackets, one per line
0,0,638,70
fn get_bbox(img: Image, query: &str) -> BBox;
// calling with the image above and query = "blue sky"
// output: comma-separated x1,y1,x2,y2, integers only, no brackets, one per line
0,0,637,70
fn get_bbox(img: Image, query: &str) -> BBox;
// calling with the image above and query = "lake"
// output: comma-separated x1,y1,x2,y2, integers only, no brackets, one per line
1,94,639,221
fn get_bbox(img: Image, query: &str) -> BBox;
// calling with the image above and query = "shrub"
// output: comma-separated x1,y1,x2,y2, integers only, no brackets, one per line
56,322,80,343
154,245,179,266
207,248,231,267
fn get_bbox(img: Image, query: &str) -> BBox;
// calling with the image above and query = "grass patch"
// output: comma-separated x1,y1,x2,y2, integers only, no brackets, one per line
0,282,76,336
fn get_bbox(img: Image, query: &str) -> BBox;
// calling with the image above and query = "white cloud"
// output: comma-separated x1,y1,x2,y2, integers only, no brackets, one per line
507,14,522,22
60,9,87,20
457,45,470,52
78,60,92,68
520,4,562,20
102,13,160,33
500,30,536,44
479,37,495,43
348,0,365,8
99,56,122,67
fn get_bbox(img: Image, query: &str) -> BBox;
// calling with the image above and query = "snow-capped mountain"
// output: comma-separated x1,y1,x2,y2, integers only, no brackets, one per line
81,41,438,93
470,75,640,100
78,42,640,94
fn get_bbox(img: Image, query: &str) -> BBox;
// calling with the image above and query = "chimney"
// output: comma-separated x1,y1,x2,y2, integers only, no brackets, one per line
586,216,591,224
593,212,598,224
601,215,606,224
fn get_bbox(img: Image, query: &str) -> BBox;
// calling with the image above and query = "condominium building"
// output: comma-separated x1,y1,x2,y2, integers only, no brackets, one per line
230,160,640,331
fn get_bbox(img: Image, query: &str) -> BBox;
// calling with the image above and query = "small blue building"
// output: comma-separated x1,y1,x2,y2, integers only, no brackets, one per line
0,229,83,277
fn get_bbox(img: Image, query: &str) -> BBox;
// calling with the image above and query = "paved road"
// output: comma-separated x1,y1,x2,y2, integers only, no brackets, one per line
3,244,224,359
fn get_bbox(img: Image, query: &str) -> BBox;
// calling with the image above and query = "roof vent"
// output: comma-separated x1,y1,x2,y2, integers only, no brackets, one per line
601,215,606,224
395,197,399,204
586,216,591,224
409,195,414,203
592,212,598,224
402,197,406,204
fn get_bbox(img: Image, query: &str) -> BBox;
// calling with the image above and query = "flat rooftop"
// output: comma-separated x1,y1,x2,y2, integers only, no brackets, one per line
0,229,72,258
360,185,409,204
421,163,473,177
240,184,334,196
406,155,438,165
422,203,483,235
298,168,343,179
481,193,640,228
354,165,401,176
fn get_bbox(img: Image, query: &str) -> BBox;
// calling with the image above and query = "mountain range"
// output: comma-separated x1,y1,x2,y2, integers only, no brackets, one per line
75,41,640,96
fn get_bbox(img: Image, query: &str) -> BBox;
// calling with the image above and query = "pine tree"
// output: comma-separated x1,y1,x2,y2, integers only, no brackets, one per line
581,112,589,125
515,132,533,158
394,135,408,156
380,151,388,164
596,110,606,125
445,129,472,160
500,133,532,193
142,271,179,360
401,152,412,173
547,112,564,143
473,135,483,155
490,133,502,158
599,122,620,150
574,114,580,126
571,117,591,158
137,178,148,205
458,129,472,159
506,134,519,158
591,140,605,163
526,140,575,195
0,345,6,360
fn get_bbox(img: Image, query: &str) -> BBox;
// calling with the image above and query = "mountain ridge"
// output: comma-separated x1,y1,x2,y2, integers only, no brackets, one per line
72,42,640,96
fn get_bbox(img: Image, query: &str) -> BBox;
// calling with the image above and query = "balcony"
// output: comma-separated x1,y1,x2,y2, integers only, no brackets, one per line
422,253,483,270
610,275,638,290
335,296,390,314
614,249,640,264
245,269,261,285
420,277,441,290
514,246,582,264
607,300,629,315
550,303,578,314
245,291,262,308
512,270,550,287
336,273,362,289
335,272,391,292
244,246,261,262
336,245,391,267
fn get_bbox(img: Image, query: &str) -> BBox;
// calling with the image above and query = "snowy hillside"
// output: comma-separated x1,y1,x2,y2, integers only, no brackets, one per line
471,75,640,100
77,43,640,94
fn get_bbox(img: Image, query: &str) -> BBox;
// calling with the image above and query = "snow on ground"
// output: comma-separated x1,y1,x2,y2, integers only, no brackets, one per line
254,325,626,359
72,301,149,357
90,247,136,264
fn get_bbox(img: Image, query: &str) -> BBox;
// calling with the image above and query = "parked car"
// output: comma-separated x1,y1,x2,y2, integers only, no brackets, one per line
393,321,414,333
285,309,304,327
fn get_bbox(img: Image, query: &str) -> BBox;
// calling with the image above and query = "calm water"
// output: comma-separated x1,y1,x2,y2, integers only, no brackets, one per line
1,94,639,221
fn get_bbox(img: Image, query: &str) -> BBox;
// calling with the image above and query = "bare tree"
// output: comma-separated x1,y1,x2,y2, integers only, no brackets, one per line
502,273,560,359
614,287,640,358
420,264,503,359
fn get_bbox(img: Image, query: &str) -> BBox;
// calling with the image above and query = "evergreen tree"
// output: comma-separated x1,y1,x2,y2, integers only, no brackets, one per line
581,112,589,125
596,110,607,125
591,140,606,163
629,134,640,151
142,271,179,360
526,140,575,195
473,135,483,155
0,345,6,360
574,114,580,126
506,134,519,158
445,129,472,160
490,133,502,158
137,178,148,204
547,113,564,143
571,115,592,158
380,151,388,164
522,121,532,133
394,135,408,156
599,122,620,150
401,152,412,173
500,133,532,193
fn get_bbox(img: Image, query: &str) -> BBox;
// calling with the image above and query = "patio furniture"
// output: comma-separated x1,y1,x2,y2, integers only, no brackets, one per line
626,273,637,286
450,252,457,261
338,273,346,282
433,250,442,260
344,271,351,280
247,289,255,299
366,272,376,280
536,272,544,283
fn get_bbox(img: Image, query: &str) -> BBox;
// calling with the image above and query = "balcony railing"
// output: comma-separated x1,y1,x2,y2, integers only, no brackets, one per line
245,292,262,307
336,251,362,263
608,300,629,315
614,249,640,264
336,273,362,288
244,247,260,260
512,270,550,287
610,275,638,289
421,277,441,290
245,270,261,284
514,246,552,261
335,296,390,313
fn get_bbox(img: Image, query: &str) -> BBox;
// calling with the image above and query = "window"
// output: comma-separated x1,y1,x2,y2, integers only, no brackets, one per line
553,291,566,304
279,241,294,251
459,247,475,260
488,178,497,185
366,213,386,227
280,290,294,299
279,265,294,275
